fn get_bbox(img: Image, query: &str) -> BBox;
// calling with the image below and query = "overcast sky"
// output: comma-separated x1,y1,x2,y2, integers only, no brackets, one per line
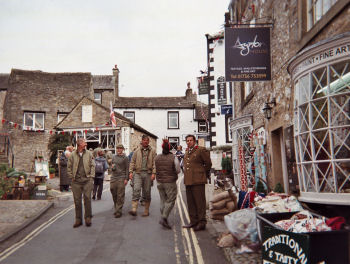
0,0,229,98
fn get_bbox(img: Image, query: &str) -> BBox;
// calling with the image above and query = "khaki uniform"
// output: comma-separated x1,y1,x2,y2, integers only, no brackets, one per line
183,146,212,225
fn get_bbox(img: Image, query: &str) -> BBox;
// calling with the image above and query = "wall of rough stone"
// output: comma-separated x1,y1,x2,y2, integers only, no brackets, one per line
4,69,92,171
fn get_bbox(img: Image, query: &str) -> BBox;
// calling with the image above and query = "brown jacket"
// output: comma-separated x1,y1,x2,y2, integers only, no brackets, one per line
129,145,156,174
183,146,212,185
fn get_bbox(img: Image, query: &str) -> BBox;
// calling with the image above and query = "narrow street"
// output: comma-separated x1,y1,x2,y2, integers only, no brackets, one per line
0,175,228,264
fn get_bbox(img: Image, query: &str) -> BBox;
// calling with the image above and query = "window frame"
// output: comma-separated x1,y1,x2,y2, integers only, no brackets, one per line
23,112,45,131
94,92,102,104
123,111,135,123
167,111,179,129
198,121,208,133
168,137,179,152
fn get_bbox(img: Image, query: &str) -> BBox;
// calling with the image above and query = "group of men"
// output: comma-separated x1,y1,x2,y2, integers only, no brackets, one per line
65,134,212,232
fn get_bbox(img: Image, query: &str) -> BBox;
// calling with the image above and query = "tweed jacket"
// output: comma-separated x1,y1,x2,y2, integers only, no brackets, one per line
67,149,95,180
183,146,212,186
129,145,156,174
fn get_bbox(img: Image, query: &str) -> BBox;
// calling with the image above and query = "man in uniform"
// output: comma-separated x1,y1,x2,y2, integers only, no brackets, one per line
67,138,95,228
129,135,156,217
182,134,212,231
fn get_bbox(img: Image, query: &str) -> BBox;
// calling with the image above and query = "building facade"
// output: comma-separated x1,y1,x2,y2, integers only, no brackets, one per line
223,0,350,205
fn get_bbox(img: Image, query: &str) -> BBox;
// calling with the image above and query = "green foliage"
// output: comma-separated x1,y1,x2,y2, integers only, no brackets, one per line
48,133,72,167
49,167,55,174
221,157,232,173
0,175,16,199
256,181,267,194
0,163,8,173
273,183,285,193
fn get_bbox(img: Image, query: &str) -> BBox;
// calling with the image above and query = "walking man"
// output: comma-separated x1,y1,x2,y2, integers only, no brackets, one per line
129,135,156,217
92,149,108,200
67,138,95,228
110,144,129,218
155,139,181,229
182,135,212,231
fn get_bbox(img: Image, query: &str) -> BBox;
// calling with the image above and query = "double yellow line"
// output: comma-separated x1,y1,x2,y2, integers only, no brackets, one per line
175,174,204,264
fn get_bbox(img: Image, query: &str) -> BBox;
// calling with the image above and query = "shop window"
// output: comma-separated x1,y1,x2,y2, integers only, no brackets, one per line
168,111,179,129
94,92,102,104
23,112,44,131
123,111,135,123
198,121,207,133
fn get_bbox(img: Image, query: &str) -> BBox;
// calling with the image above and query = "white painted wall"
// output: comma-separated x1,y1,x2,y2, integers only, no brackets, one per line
209,37,232,147
115,107,202,153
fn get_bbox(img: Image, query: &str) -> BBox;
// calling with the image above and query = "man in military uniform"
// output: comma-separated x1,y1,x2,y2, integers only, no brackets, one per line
182,134,212,231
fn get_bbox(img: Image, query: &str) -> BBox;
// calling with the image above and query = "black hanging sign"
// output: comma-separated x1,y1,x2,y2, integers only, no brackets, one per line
198,76,209,95
217,76,227,105
225,27,271,82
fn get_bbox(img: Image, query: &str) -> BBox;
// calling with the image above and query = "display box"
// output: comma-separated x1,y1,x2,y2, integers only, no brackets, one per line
257,212,349,264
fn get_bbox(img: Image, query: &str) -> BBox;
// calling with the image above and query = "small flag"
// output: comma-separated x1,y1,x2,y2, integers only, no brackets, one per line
110,102,117,128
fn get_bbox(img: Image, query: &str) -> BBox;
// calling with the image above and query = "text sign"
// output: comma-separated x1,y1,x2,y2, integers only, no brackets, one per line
217,76,227,105
198,76,209,95
221,104,232,115
225,27,271,81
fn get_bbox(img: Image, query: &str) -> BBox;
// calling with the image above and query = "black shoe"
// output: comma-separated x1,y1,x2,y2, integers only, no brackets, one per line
160,218,171,229
194,222,206,232
182,223,197,228
115,212,122,218
92,196,96,200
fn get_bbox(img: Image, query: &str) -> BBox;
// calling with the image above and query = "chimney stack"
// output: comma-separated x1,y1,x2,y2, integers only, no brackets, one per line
112,65,120,98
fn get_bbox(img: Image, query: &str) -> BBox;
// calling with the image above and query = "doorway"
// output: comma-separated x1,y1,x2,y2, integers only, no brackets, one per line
271,127,288,193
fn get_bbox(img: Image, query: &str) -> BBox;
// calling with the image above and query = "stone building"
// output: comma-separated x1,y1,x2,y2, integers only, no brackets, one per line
2,68,156,172
222,0,350,205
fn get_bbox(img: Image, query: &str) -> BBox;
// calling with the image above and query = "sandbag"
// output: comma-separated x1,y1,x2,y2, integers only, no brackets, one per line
211,214,225,221
226,200,236,212
210,197,232,210
211,207,231,215
210,191,230,203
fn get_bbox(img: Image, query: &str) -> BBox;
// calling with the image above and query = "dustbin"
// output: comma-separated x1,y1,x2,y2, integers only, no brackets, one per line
257,212,349,264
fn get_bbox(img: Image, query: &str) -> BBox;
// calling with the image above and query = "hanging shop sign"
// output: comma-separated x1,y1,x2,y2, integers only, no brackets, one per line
198,76,209,95
221,104,232,115
225,27,271,82
217,76,227,105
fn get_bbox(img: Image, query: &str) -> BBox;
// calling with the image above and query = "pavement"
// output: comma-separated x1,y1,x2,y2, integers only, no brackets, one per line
0,176,261,264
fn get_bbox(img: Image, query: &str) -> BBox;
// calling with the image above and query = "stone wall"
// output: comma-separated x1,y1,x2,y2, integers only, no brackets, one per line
4,69,93,171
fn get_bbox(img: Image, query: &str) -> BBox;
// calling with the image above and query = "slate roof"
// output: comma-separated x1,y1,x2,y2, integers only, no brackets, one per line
0,74,9,90
92,75,114,90
114,96,197,109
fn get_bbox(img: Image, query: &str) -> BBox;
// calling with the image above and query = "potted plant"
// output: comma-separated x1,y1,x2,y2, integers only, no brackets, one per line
49,167,55,179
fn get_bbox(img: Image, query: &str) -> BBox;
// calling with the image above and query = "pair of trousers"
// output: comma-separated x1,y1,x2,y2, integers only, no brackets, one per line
93,178,104,199
110,178,126,214
157,182,177,219
132,172,152,201
71,179,93,222
185,184,206,225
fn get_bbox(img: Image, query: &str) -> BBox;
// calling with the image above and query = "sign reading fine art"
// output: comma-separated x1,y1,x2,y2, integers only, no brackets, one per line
225,27,271,82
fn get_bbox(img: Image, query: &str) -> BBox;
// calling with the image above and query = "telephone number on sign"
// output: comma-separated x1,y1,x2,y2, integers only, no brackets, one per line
230,73,267,79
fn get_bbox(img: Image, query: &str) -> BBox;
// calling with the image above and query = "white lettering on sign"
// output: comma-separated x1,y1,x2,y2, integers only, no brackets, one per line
233,35,263,56
263,234,308,264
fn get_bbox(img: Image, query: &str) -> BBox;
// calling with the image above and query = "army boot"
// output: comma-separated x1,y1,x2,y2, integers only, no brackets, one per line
142,201,150,217
129,200,138,216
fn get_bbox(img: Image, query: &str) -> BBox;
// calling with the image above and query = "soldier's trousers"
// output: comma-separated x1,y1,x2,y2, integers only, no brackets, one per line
132,172,152,202
110,178,126,214
157,182,177,219
71,179,93,222
185,184,206,225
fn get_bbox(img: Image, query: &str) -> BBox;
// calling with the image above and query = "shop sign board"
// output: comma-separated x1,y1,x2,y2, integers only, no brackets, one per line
198,76,209,95
33,190,47,200
217,76,227,105
225,27,271,82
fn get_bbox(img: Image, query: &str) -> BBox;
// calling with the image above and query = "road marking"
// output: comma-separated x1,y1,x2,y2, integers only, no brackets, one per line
172,205,182,264
176,175,204,264
0,204,74,261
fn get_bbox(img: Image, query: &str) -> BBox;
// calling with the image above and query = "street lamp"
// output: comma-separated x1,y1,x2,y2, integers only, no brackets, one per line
263,98,276,120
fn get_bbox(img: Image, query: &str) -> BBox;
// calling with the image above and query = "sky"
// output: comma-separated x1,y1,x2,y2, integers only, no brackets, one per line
0,0,229,98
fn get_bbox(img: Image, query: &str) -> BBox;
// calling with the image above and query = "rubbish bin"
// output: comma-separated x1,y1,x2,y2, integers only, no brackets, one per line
257,212,349,264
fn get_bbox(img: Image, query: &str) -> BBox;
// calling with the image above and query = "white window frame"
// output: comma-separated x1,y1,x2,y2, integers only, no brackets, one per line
168,111,179,129
307,0,337,31
198,121,207,133
168,137,179,152
23,112,45,131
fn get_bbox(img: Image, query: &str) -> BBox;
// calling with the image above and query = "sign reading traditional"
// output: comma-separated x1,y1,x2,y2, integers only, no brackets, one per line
225,27,271,82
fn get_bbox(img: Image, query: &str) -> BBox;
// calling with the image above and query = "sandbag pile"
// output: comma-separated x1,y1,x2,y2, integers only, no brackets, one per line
210,190,237,220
